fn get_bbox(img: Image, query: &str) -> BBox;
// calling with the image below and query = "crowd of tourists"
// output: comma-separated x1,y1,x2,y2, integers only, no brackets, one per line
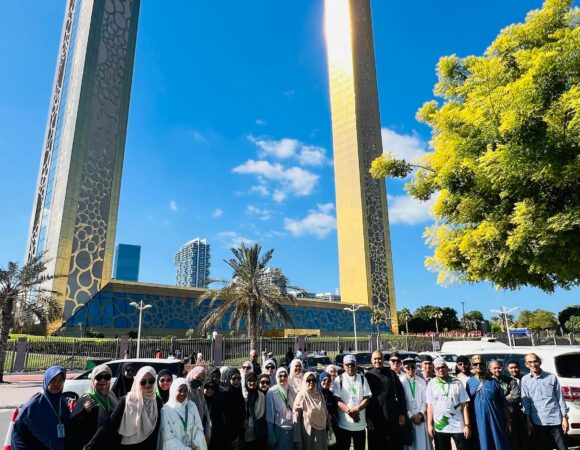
9,349,569,450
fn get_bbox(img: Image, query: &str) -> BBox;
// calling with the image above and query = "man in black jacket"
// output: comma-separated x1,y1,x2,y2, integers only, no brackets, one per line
365,350,407,450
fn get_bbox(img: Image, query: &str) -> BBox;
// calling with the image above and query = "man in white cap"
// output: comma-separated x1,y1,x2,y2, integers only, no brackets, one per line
426,357,471,450
333,354,372,450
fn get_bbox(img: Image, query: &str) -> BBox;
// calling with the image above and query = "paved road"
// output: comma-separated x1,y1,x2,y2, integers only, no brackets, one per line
0,409,14,445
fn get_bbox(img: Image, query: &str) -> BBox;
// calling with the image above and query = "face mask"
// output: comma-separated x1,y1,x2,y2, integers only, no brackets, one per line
191,380,203,389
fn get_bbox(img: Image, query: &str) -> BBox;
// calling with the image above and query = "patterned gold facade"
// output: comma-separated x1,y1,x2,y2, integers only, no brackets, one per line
27,0,140,323
325,0,398,332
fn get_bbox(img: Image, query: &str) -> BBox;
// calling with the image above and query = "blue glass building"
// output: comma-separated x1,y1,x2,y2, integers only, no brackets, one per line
113,244,141,281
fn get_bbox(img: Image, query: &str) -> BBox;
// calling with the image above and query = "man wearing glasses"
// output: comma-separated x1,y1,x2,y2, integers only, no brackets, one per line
521,353,569,450
333,354,372,450
365,351,407,450
455,355,472,387
389,352,404,377
426,357,471,450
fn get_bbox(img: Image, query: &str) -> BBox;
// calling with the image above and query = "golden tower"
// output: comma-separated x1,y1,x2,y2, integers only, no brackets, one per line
325,0,398,332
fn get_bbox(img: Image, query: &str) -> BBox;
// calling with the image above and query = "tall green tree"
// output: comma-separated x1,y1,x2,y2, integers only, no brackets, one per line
528,310,559,331
398,308,413,334
370,308,387,335
564,316,580,332
429,307,444,333
558,305,580,331
517,310,535,328
461,310,484,331
371,0,580,292
198,243,295,350
0,256,62,382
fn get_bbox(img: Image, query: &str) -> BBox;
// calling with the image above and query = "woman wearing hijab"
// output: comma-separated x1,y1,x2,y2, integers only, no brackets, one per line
324,365,338,391
155,369,173,404
261,359,277,386
186,366,212,443
11,366,70,450
241,360,254,398
112,362,136,398
266,367,296,450
68,364,118,450
203,378,228,450
258,373,271,395
207,366,225,392
243,373,267,449
293,372,329,450
159,378,207,450
288,359,304,392
317,371,338,431
95,366,163,449
225,368,247,448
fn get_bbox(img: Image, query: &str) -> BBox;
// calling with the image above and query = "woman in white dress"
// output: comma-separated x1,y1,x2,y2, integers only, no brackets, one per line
159,378,208,450
401,357,432,450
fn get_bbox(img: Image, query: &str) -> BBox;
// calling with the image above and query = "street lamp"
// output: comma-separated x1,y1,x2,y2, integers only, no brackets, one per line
130,300,153,358
491,306,519,347
343,305,362,351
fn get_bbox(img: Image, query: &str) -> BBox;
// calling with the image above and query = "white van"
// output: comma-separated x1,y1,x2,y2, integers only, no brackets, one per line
458,344,580,438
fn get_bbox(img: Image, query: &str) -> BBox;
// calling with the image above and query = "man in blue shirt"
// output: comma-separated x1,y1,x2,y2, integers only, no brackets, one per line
521,352,569,450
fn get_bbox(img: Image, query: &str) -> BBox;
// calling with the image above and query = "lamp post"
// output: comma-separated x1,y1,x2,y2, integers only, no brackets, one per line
491,306,519,347
344,305,362,351
130,300,153,358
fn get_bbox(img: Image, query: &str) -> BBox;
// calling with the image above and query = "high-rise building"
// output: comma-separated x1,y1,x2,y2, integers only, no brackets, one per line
175,238,211,288
26,0,141,324
259,267,288,294
325,0,398,331
112,244,141,281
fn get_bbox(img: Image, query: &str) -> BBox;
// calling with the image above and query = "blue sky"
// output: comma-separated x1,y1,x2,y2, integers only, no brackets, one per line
0,1,577,320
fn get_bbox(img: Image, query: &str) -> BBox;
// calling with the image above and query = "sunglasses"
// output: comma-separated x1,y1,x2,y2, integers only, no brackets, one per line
278,374,288,378
390,359,401,364
242,365,252,370
125,369,135,374
140,378,156,386
265,365,275,369
344,363,355,367
95,374,112,382
306,379,316,384
231,376,242,381
405,365,416,370
472,363,484,367
525,360,540,365
159,378,172,383
259,381,270,385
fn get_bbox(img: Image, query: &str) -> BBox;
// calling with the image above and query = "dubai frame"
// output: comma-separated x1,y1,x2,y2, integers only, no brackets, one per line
26,0,398,333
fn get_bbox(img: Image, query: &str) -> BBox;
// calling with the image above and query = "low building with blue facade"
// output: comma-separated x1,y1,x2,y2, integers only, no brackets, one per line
61,280,390,337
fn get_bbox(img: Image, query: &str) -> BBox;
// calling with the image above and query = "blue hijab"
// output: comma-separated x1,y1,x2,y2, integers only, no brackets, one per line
17,366,70,450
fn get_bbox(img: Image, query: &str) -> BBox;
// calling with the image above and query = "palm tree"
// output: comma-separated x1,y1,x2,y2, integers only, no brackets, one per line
0,255,62,382
398,308,412,334
198,243,295,350
370,308,386,336
428,307,444,333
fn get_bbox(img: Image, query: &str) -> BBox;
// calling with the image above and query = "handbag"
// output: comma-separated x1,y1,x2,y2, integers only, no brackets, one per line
327,426,337,447
401,416,413,446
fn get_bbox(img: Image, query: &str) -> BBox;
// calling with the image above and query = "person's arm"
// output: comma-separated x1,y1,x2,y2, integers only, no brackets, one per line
426,403,435,439
293,408,302,445
509,379,521,404
394,374,407,426
11,416,46,450
190,401,208,450
461,403,471,439
89,396,125,448
520,377,534,433
553,376,570,433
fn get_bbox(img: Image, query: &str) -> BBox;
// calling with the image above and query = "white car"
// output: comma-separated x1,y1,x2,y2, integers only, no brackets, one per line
461,345,580,439
62,358,184,400
419,351,458,372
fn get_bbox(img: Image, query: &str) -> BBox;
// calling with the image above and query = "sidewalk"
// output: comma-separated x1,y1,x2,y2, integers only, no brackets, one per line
0,372,80,408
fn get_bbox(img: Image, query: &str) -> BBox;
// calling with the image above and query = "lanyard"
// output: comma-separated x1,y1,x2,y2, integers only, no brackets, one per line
43,394,62,423
409,379,416,399
435,378,451,397
176,404,189,432
88,390,111,413
276,385,289,409
156,389,162,400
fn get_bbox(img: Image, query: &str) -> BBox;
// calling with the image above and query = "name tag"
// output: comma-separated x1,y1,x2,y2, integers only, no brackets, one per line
57,424,66,439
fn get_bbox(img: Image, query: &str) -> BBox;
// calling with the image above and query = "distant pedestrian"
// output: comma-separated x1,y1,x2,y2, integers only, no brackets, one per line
11,366,70,450
426,358,471,450
249,349,262,375
285,347,294,362
521,353,569,450
155,348,163,359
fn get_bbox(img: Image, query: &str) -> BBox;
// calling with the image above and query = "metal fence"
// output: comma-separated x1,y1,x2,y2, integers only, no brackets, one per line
126,338,213,362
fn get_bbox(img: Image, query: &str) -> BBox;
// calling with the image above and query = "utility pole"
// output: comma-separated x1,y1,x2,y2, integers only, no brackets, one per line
491,306,519,347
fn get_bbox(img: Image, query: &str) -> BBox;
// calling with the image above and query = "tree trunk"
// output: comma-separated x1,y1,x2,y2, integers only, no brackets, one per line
405,320,409,334
0,295,16,383
435,318,439,333
248,305,258,352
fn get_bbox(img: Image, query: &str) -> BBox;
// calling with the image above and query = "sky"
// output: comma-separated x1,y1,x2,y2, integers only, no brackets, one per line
0,1,577,320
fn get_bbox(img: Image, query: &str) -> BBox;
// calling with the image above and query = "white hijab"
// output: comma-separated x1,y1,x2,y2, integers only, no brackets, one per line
288,359,304,391
119,366,159,445
166,378,189,412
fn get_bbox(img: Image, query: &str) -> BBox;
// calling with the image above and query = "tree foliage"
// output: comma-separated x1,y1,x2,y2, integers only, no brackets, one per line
558,305,580,330
410,305,460,332
527,309,559,331
398,308,413,334
198,243,295,350
371,0,580,292
564,315,580,332
461,310,485,331
0,256,62,382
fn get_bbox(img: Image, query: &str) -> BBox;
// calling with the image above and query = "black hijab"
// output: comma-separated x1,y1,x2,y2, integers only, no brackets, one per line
112,362,135,397
225,368,246,442
156,369,172,404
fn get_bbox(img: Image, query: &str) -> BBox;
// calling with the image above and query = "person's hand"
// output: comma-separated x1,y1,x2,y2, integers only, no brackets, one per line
83,399,94,412
411,414,422,425
367,418,374,431
464,425,471,439
428,424,435,439
563,416,569,434
399,414,406,427
191,445,198,450
506,421,511,434
527,419,534,435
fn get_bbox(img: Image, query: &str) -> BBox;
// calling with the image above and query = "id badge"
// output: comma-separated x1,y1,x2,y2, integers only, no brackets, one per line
285,408,292,420
248,417,254,428
411,399,418,412
57,423,65,439
349,395,358,407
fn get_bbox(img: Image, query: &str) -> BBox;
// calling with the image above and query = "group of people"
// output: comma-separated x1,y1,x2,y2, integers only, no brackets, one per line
10,349,570,450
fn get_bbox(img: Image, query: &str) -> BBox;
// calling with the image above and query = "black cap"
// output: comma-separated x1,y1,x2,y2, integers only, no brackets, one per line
420,354,433,362
456,355,470,364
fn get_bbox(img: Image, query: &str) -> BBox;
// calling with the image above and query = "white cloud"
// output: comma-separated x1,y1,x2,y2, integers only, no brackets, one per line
190,130,207,143
212,208,223,218
248,136,298,159
250,184,270,196
381,128,429,163
255,119,266,126
387,194,435,225
246,205,271,221
284,203,337,238
217,231,254,248
298,145,327,167
169,200,178,211
233,160,318,200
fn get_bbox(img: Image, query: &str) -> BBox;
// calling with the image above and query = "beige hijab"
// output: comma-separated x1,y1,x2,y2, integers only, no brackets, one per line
89,364,118,407
293,372,327,432
118,366,158,445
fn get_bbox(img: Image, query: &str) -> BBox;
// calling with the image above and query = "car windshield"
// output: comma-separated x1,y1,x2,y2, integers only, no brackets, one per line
110,361,184,378
306,356,332,366
556,353,580,378
443,354,457,362
354,353,372,365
